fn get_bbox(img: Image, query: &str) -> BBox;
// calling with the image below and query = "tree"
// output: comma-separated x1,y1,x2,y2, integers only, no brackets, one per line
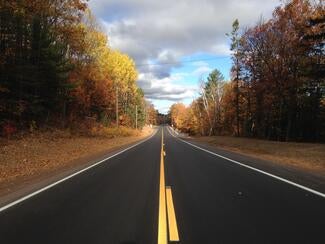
170,0,324,142
169,103,188,131
145,101,158,125
0,0,87,128
105,50,138,127
230,0,325,141
200,69,225,135
0,1,152,135
227,19,241,136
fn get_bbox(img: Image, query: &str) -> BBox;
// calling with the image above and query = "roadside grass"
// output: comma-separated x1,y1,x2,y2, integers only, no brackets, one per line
192,136,325,174
0,126,153,195
90,126,142,138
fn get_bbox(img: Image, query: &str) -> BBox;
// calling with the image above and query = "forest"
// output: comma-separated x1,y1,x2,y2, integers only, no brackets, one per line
169,0,325,142
0,0,157,137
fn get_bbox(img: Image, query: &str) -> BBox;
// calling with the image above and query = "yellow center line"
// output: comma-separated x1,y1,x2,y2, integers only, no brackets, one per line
158,128,167,244
157,127,180,243
166,186,180,242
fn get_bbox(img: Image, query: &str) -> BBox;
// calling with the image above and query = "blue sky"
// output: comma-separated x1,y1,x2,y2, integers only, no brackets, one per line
89,0,279,113
150,54,232,113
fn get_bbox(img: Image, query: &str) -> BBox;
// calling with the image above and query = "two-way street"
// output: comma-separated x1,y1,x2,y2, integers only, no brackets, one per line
0,126,324,243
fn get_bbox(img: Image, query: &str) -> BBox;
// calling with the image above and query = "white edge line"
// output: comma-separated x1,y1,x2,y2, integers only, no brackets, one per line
0,129,159,213
166,126,325,198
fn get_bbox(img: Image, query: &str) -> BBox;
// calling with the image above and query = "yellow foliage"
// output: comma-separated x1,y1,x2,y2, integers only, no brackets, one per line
170,103,188,130
106,50,138,90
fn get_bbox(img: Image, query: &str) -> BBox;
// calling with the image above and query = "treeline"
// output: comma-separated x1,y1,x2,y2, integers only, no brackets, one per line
170,0,325,142
0,0,157,135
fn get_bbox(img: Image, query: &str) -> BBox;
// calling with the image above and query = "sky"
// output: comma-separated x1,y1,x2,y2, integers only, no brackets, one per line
88,0,280,114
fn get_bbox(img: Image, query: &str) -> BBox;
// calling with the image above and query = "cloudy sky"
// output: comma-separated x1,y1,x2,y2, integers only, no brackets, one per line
88,0,280,113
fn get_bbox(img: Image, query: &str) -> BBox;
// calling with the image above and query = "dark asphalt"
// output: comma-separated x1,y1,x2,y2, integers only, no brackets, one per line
0,126,324,244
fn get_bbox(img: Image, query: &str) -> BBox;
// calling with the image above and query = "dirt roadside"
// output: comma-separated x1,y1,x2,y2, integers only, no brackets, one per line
0,126,155,201
188,136,325,175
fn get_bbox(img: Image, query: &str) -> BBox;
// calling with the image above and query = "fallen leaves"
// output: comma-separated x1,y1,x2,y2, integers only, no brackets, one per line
0,127,153,195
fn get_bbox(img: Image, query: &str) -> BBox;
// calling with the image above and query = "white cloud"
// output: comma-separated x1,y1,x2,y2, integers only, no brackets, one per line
138,72,197,101
191,66,213,77
92,0,279,60
88,0,280,111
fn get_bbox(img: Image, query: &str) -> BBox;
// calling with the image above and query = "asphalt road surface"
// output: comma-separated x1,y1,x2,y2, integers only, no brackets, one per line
0,126,324,244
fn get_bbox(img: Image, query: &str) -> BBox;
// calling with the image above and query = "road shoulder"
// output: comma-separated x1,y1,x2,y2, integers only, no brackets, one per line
178,135,325,194
0,128,156,208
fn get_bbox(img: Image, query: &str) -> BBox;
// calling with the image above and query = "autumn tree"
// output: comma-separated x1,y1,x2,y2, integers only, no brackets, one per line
0,0,87,128
231,0,325,141
171,0,324,142
227,19,242,136
145,101,158,125
169,103,188,131
0,1,153,134
199,69,226,135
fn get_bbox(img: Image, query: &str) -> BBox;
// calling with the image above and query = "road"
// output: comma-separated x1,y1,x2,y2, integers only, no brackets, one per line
0,126,324,244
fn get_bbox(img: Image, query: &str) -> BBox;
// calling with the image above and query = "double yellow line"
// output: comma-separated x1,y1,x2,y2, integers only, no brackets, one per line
158,128,180,244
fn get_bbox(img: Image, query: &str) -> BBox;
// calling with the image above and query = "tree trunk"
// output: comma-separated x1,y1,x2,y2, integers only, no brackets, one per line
235,58,240,136
116,86,119,128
